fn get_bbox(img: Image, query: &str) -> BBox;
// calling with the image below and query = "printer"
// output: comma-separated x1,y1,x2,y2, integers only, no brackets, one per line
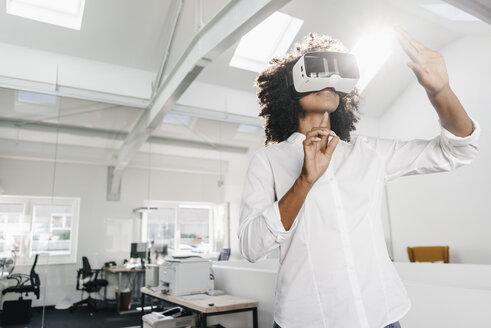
158,257,212,296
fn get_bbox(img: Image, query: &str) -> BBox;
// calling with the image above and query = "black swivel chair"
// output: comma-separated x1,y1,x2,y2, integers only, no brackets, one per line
1,254,40,325
71,256,108,311
2,254,40,299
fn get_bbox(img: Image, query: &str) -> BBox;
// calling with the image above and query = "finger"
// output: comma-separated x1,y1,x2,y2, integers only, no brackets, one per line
407,62,424,75
395,26,425,52
320,111,330,128
306,128,330,139
319,112,330,152
323,135,339,157
303,136,321,147
395,27,425,64
320,130,336,153
396,30,421,63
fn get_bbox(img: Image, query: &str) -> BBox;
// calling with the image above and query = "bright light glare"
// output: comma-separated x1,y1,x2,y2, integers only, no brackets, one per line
351,28,395,93
6,0,86,30
230,12,303,72
420,3,480,21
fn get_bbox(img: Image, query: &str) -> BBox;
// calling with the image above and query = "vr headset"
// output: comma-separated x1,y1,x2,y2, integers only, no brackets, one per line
286,51,360,99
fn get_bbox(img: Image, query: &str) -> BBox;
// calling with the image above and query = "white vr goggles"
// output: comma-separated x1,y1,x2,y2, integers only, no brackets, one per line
287,51,360,98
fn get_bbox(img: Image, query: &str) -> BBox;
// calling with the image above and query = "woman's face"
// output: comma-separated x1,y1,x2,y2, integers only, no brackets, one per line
298,88,340,113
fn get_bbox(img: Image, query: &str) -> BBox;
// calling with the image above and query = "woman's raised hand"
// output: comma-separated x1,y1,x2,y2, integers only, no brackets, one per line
396,26,450,96
300,112,339,185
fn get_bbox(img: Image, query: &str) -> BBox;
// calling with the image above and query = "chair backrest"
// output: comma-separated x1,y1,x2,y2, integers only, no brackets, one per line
407,246,449,263
29,254,41,299
218,248,231,261
81,256,93,279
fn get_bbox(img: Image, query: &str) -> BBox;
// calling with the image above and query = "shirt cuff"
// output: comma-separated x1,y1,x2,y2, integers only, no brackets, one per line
438,115,481,146
262,201,299,243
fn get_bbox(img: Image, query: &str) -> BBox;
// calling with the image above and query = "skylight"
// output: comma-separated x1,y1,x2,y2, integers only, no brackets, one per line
163,112,191,125
15,90,59,116
6,0,86,30
238,124,259,134
18,90,58,105
230,11,303,72
351,28,395,93
420,3,480,21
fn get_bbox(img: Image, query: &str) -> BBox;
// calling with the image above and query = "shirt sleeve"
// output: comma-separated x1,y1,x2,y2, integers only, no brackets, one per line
365,116,481,182
237,149,299,263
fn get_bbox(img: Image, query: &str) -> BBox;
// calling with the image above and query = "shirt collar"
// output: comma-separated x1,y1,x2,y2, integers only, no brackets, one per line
286,132,306,144
286,132,348,146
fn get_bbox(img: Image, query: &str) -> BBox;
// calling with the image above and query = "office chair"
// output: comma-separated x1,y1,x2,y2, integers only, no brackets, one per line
1,254,40,325
218,248,231,261
71,256,108,311
1,253,40,299
407,246,449,263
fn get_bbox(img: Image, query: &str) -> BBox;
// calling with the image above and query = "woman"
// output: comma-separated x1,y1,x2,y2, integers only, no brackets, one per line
238,28,480,328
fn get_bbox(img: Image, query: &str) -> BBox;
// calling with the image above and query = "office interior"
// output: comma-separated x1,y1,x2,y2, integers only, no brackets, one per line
0,0,490,327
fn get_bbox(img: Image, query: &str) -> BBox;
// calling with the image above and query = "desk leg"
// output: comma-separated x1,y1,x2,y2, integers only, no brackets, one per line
141,291,145,313
141,292,145,328
252,308,258,328
102,270,107,301
199,313,207,328
117,272,122,314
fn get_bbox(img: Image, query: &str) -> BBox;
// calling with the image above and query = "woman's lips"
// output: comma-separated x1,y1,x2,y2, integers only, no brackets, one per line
316,88,335,95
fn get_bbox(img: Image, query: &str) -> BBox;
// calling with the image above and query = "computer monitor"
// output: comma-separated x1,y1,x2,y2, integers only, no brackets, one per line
130,242,147,260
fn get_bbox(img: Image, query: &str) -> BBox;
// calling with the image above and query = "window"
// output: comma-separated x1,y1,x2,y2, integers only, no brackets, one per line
0,196,80,264
139,202,227,257
6,0,86,30
147,208,175,249
0,203,26,255
420,3,480,21
32,205,73,255
229,11,303,72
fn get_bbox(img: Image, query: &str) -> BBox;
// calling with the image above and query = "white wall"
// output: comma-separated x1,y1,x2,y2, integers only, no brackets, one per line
209,260,491,328
378,36,491,264
0,157,223,307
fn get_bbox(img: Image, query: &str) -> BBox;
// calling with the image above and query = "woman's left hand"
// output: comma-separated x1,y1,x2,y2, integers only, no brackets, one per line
396,26,450,96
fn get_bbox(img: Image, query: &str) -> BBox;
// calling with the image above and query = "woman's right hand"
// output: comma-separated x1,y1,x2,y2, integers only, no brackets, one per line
300,112,339,185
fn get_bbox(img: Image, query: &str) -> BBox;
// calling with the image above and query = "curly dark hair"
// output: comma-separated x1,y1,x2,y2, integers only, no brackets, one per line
255,32,360,145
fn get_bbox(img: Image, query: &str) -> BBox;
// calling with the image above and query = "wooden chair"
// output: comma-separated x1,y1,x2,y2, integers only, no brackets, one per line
407,246,449,263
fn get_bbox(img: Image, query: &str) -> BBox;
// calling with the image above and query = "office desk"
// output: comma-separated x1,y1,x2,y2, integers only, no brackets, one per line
140,287,258,328
103,266,145,314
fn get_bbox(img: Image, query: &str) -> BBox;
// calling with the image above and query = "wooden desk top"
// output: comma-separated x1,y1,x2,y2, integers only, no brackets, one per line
141,287,258,314
103,266,145,273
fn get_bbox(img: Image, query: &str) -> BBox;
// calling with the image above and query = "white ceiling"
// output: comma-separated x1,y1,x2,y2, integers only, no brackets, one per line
197,0,491,116
0,0,489,171
0,0,172,71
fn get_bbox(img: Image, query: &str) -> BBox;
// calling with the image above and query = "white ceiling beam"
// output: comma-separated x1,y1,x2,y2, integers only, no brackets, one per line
178,80,260,119
172,104,263,127
153,0,184,96
442,0,491,25
0,138,227,176
0,118,248,154
109,0,290,199
0,42,153,108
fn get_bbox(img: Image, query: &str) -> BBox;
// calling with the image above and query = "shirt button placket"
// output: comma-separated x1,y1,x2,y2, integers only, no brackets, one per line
329,174,370,328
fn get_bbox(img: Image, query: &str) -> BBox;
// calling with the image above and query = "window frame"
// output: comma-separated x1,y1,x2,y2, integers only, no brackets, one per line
138,200,227,256
0,195,80,265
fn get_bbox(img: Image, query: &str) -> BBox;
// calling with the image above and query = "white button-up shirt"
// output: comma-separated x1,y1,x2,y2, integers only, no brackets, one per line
238,117,481,328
